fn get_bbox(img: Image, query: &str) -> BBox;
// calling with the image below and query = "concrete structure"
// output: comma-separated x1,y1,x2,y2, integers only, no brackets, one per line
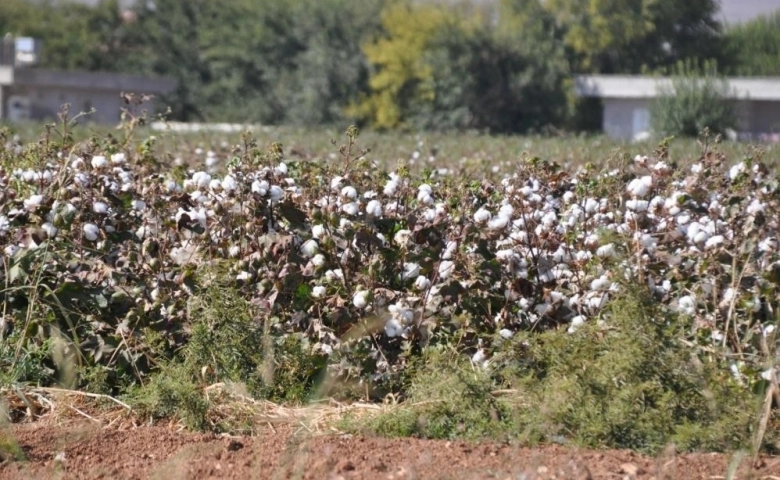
573,75,780,141
0,66,175,124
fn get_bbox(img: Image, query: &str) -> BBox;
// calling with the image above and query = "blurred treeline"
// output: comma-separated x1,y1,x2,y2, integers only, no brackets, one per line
1,0,778,133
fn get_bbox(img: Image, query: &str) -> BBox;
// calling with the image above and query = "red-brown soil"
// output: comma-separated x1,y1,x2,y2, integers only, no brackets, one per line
1,421,779,480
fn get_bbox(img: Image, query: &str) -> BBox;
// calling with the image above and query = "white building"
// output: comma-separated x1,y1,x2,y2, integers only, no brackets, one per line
573,75,780,141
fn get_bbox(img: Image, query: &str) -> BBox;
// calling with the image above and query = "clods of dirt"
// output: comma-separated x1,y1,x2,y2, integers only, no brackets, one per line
1,421,779,479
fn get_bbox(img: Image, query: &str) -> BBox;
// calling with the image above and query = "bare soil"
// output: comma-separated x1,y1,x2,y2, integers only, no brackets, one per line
1,421,779,480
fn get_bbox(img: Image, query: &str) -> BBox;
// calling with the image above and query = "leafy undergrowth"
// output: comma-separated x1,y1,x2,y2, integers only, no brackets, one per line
0,115,778,454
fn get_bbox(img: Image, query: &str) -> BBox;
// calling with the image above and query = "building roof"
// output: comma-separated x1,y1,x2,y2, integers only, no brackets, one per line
574,75,780,101
0,66,175,94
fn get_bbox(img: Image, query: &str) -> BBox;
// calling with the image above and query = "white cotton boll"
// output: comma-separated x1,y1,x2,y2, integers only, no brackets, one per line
385,318,404,338
639,234,657,251
236,271,251,281
414,275,431,291
627,175,652,197
312,285,327,298
300,239,319,258
626,199,649,211
488,215,509,231
311,254,326,268
352,290,370,309
71,157,85,169
394,229,412,246
746,198,765,215
82,223,100,241
705,235,724,250
41,222,58,238
758,238,777,252
339,218,353,230
568,315,586,333
365,199,383,218
325,269,344,283
93,201,109,214
383,179,399,196
498,204,514,218
311,224,326,239
111,152,126,164
442,241,457,260
692,230,710,244
192,171,212,188
402,262,421,280
252,180,269,196
596,243,616,258
563,191,576,204
418,183,433,195
499,328,513,339
417,191,434,205
341,186,358,200
274,162,288,176
584,198,599,213
131,199,146,212
269,185,284,202
678,295,696,315
341,202,359,216
471,349,487,364
438,260,455,279
590,275,610,291
729,162,746,180
473,208,491,224
221,175,237,192
22,170,36,183
24,194,44,211
91,155,108,168
227,245,241,258
209,179,222,191
584,234,600,247
575,250,592,262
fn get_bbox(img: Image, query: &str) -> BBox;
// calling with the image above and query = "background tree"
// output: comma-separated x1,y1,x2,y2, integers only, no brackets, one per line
540,0,727,74
724,11,780,76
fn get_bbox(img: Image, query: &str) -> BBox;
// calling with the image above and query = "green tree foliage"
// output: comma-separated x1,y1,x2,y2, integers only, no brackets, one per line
725,11,780,76
355,0,570,133
540,0,727,74
650,61,737,138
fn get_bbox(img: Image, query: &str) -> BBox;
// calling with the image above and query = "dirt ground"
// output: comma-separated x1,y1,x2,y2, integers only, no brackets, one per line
0,420,778,480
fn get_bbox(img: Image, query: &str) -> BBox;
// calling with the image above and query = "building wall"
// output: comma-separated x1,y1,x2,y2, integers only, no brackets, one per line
602,98,652,140
601,98,780,140
5,85,154,124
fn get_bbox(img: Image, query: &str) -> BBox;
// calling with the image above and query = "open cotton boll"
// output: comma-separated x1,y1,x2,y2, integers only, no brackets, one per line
568,315,586,333
91,155,108,168
677,295,696,315
385,318,404,338
311,285,326,298
82,223,100,241
596,243,617,258
274,162,288,176
746,198,765,215
488,215,509,231
24,194,44,211
269,185,284,202
192,171,212,189
473,207,491,224
311,254,326,268
402,262,421,281
394,229,412,246
383,179,399,196
414,275,431,291
93,201,109,214
705,235,725,250
626,175,652,197
626,199,649,212
728,162,746,180
438,260,455,279
341,202,360,216
252,180,269,196
221,175,237,192
590,275,611,291
352,290,370,309
311,224,326,239
759,238,777,252
340,186,358,200
110,152,126,164
300,239,319,258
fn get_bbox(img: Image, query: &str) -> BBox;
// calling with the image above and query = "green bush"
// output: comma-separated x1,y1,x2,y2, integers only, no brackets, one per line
650,62,738,137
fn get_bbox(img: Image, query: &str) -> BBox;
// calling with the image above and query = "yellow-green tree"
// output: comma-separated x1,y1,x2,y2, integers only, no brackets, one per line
349,1,480,130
